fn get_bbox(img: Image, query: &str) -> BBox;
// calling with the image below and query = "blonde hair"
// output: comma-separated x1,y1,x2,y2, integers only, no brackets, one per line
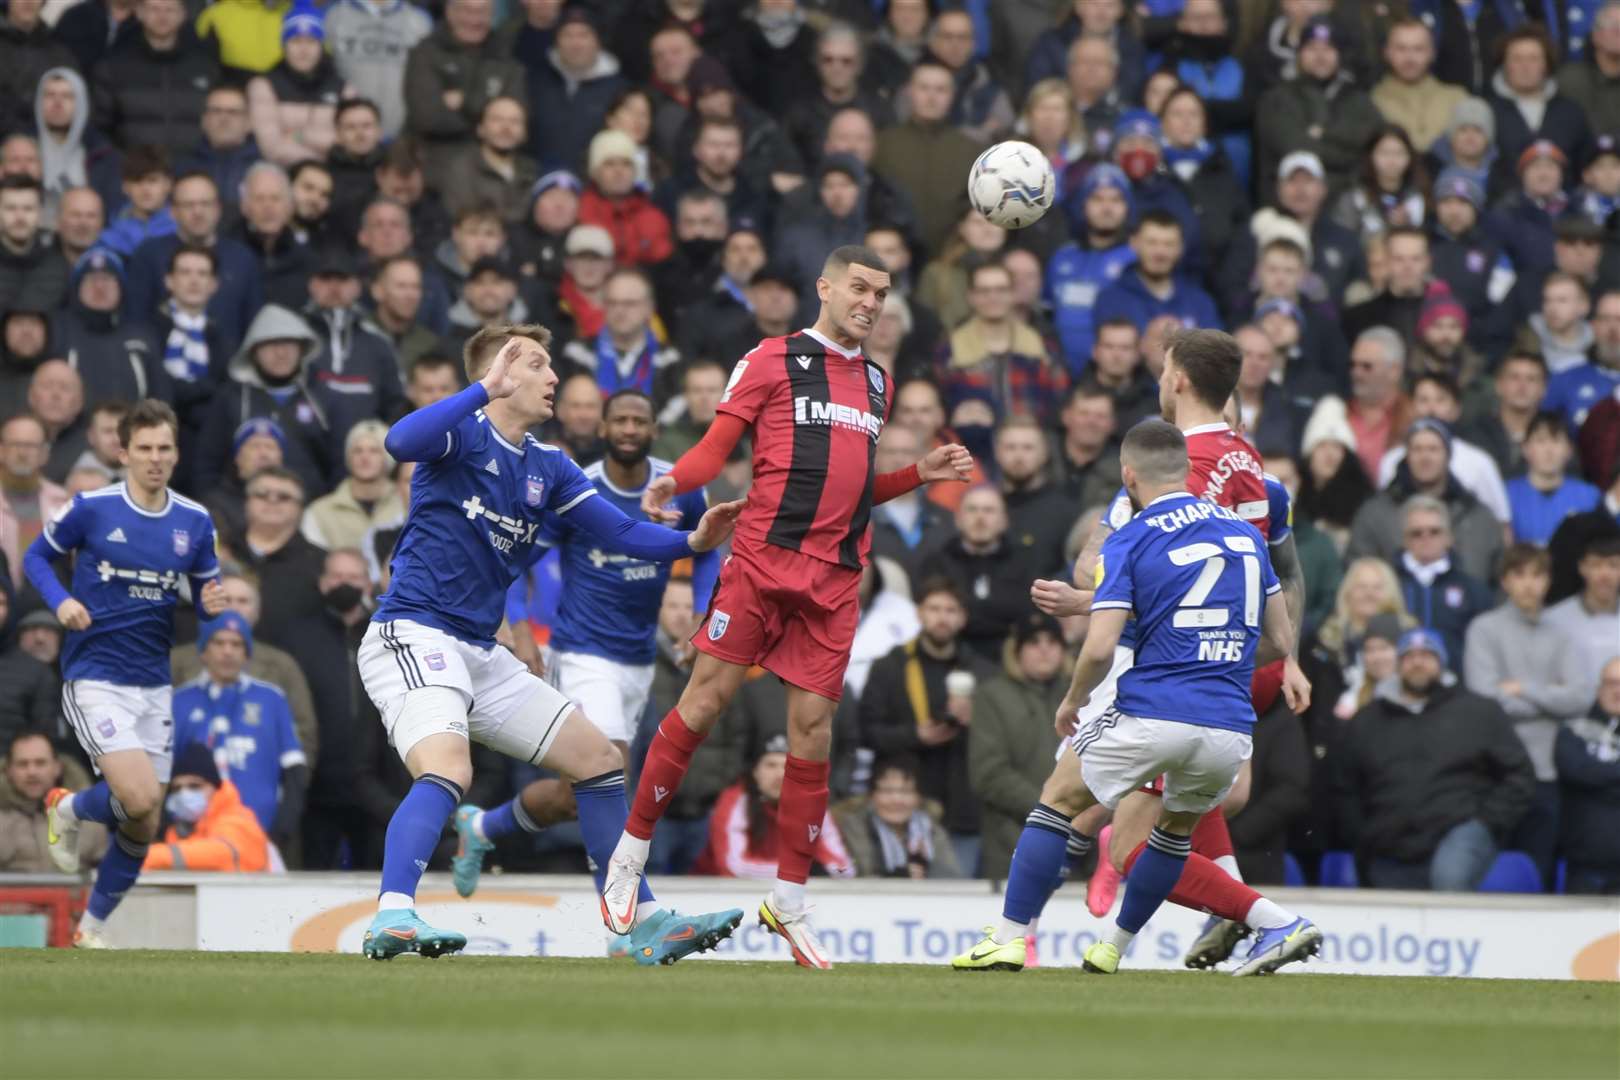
463,322,553,383
1020,78,1084,147
345,418,394,471
1317,557,1412,656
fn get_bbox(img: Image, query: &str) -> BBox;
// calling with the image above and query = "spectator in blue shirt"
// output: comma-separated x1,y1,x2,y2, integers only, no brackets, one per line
1047,164,1135,374
1508,411,1602,543
1092,210,1220,336
1545,287,1620,431
173,611,308,857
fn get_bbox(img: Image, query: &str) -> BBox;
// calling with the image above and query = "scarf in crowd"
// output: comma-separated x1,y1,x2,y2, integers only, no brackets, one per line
869,810,934,877
594,328,660,396
559,276,604,338
717,273,751,313
163,303,210,382
1163,139,1215,182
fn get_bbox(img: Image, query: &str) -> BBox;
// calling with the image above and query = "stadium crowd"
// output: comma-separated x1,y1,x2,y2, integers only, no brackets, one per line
0,0,1618,897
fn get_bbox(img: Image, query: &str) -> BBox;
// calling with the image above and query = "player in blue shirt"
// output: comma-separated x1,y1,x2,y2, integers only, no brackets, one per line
357,323,746,963
25,399,227,948
448,389,719,902
958,421,1320,976
173,612,308,845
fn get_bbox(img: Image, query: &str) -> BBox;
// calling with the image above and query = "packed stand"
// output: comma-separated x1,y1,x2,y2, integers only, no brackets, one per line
0,0,1617,897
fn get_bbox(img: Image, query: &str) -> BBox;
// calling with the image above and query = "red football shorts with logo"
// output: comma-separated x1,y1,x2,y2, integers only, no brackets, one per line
692,541,861,701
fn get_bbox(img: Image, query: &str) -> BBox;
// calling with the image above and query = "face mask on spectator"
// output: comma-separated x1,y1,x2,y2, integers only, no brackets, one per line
166,788,210,824
323,584,364,613
1119,149,1157,182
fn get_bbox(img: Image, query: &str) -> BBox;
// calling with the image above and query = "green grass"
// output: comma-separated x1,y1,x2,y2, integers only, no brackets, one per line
1,951,1616,1079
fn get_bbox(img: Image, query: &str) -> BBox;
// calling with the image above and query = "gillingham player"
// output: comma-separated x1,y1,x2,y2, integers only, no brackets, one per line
358,323,748,963
602,245,974,969
988,421,1320,976
448,389,719,898
26,400,226,948
953,331,1311,974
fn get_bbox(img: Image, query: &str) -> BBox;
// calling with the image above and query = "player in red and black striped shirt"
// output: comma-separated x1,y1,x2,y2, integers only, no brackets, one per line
601,246,973,967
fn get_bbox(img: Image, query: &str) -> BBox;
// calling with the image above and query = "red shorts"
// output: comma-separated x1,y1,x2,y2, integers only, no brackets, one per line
692,542,860,701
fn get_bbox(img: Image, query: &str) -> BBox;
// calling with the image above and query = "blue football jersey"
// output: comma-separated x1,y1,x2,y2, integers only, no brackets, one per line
1092,492,1281,734
41,483,219,687
376,408,598,644
174,676,305,833
542,457,706,665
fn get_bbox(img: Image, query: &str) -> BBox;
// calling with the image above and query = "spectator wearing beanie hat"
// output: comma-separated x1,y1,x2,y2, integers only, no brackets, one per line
577,129,672,268
1574,132,1620,226
1409,286,1489,399
1254,15,1383,205
1049,163,1136,371
1428,168,1516,341
1429,96,1497,197
1489,140,1573,280
143,740,271,873
247,5,348,169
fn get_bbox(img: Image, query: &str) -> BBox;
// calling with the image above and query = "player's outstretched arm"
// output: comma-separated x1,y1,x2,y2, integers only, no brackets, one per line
644,414,749,522
22,532,90,630
570,490,744,559
872,443,974,505
384,382,491,461
1031,517,1113,618
1056,607,1127,737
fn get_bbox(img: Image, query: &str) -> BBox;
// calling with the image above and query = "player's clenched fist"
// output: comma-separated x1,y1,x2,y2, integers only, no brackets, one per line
56,597,92,631
918,442,973,484
688,498,746,552
479,338,524,400
640,474,681,524
199,579,227,617
1032,578,1090,618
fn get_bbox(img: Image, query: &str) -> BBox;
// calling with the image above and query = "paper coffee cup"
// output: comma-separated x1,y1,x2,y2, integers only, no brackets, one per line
945,671,976,698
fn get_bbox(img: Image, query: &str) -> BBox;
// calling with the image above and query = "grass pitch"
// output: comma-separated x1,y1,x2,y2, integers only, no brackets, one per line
1,951,1615,1079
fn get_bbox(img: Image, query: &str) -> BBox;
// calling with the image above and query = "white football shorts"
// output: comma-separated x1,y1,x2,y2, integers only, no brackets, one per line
1072,707,1252,814
359,619,573,765
550,651,653,745
61,680,175,781
1056,645,1134,762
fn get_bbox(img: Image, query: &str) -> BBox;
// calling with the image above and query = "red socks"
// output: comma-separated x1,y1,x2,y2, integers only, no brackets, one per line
1124,840,1261,923
773,755,830,885
626,709,705,840
1191,809,1236,863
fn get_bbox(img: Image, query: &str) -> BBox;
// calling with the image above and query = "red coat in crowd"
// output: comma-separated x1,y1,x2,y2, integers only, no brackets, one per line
577,186,673,268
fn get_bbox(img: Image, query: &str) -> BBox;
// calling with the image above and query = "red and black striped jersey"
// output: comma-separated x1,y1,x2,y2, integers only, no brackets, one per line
716,330,891,569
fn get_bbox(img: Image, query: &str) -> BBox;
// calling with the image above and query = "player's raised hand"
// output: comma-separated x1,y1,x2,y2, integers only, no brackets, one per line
917,443,974,484
200,579,227,617
688,498,746,552
641,474,682,524
1031,578,1091,618
480,338,524,400
1281,656,1312,714
56,597,91,631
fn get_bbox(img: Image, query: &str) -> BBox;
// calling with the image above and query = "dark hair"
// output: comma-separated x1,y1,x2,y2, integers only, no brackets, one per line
0,174,43,200
1135,209,1182,234
1120,418,1188,482
167,242,216,276
912,575,966,607
1499,541,1551,578
1095,316,1140,341
120,144,170,183
1358,124,1429,199
605,85,653,120
246,464,305,499
1498,348,1549,377
1412,370,1460,403
478,94,527,125
1297,448,1374,530
379,138,423,175
1497,21,1559,70
696,115,743,140
1525,409,1570,441
89,400,130,423
408,353,460,380
1583,535,1620,560
289,159,332,185
683,356,726,382
895,375,944,408
967,258,1011,290
823,244,889,278
1164,328,1242,410
1066,379,1116,408
604,388,654,416
117,398,179,447
335,97,381,125
453,201,504,228
1159,84,1205,123
870,754,921,788
170,170,218,195
5,729,55,761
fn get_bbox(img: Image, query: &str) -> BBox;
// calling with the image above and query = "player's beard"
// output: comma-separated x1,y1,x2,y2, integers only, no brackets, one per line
607,441,651,468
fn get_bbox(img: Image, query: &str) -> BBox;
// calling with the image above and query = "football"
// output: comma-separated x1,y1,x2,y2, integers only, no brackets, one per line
966,141,1056,230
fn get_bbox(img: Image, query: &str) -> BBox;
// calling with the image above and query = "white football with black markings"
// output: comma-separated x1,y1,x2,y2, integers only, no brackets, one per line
967,141,1056,230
